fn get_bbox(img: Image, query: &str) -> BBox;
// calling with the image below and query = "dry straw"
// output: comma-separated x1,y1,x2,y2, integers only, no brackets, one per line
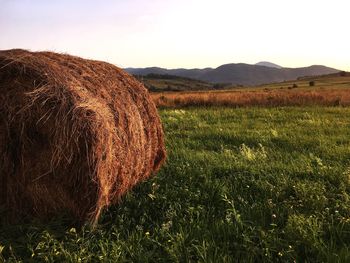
0,49,166,225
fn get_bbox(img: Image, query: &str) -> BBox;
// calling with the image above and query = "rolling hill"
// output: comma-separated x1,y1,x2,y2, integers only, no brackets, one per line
134,73,217,92
126,63,339,86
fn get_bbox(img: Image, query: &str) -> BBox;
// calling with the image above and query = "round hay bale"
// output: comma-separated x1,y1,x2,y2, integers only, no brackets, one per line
0,49,166,225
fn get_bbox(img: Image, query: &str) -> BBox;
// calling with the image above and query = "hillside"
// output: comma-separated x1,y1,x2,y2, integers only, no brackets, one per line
134,73,230,92
126,63,339,86
135,71,349,93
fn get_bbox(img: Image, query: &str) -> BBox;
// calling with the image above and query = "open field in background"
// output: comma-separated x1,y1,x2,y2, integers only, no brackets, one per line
150,73,350,108
254,72,350,91
1,107,350,262
152,88,350,108
141,71,350,93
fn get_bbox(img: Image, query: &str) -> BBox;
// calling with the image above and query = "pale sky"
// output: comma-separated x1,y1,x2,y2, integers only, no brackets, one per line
1,0,349,70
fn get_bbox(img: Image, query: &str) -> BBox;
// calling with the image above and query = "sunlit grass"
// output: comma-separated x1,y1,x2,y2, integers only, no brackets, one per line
1,107,350,262
152,88,350,108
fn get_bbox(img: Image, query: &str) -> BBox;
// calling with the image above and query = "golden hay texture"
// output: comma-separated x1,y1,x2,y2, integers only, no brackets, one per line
0,49,166,225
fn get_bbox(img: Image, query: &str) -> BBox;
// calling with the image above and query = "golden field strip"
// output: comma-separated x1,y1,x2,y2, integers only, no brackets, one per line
151,75,350,107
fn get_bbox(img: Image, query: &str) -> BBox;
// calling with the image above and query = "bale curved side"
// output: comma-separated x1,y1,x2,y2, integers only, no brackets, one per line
0,49,166,224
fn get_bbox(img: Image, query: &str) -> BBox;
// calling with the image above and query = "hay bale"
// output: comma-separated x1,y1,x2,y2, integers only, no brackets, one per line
0,49,166,225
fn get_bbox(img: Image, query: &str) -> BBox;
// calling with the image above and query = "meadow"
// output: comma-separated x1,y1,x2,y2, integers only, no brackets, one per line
1,107,350,262
151,74,350,108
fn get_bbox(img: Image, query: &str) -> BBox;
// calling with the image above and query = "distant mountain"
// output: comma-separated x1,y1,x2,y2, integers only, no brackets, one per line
125,63,339,86
255,61,282,69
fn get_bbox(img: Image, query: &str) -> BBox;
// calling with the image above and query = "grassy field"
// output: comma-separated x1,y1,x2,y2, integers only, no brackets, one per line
151,74,350,108
138,71,350,94
152,89,350,108
1,107,350,262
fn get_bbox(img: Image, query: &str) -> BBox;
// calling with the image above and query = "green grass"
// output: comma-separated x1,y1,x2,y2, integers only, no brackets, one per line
1,107,350,262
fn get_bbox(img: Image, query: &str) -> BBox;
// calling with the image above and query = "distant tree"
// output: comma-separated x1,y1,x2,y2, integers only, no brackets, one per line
292,84,298,88
213,83,230,89
340,71,347,77
309,81,315,87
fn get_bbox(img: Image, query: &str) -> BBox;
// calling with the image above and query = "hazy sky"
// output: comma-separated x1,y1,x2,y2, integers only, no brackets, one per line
1,0,349,70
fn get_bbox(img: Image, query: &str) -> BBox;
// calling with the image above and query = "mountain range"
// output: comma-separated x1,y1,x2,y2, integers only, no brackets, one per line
125,62,339,86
